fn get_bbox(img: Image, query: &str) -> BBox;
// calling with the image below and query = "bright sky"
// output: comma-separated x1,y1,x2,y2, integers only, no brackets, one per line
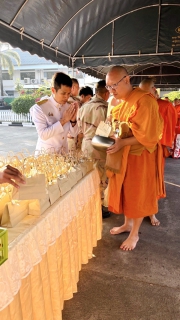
0,41,12,51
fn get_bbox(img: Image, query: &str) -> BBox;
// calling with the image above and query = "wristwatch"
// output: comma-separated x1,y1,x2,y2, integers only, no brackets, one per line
70,120,77,124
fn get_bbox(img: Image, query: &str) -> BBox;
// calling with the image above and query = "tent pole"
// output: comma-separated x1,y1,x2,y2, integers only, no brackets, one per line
72,59,74,77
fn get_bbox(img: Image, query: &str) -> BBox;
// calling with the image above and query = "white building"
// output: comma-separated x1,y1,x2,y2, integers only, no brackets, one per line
2,48,98,97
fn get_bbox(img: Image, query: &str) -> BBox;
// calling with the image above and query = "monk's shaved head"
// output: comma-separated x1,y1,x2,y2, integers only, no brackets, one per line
139,78,156,94
139,78,154,91
108,66,128,76
106,65,131,100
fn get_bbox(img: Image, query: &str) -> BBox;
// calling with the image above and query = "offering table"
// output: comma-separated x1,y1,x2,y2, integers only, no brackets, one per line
0,169,102,320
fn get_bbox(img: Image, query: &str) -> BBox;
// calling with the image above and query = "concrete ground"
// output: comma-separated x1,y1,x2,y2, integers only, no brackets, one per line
0,126,179,320
62,158,180,320
0,126,37,155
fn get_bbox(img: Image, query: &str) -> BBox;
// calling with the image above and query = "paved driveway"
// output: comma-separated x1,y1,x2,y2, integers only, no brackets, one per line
0,125,180,319
63,158,180,320
0,126,38,155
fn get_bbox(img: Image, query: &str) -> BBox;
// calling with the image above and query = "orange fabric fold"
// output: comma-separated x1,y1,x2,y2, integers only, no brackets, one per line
157,99,178,147
175,104,180,115
107,145,130,213
175,105,180,134
156,142,166,199
112,89,163,154
108,143,165,215
108,88,164,217
105,122,133,174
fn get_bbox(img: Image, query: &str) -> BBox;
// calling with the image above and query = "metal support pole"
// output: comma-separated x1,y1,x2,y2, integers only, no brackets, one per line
72,59,75,77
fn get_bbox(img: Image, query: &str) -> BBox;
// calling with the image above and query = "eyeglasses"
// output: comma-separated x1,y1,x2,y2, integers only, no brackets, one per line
105,75,126,91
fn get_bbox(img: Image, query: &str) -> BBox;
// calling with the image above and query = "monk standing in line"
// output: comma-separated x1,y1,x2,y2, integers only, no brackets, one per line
139,78,177,226
105,66,164,251
172,98,180,158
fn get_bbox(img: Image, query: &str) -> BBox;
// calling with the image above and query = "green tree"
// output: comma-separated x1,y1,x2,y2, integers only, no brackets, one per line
33,85,51,101
0,42,21,96
14,78,24,94
163,91,180,102
11,95,35,114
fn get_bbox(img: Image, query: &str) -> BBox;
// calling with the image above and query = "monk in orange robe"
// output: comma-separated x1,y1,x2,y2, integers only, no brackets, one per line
174,101,180,130
171,99,180,158
157,98,177,146
105,66,164,250
139,79,177,148
139,79,177,225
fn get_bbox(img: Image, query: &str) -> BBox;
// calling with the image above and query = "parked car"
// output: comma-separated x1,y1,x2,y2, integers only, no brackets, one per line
0,96,15,109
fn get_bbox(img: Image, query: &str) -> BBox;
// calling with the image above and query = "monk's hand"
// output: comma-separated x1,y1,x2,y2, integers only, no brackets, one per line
107,137,124,154
0,165,26,188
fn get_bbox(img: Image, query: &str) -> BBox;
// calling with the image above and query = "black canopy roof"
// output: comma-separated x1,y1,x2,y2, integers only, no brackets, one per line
0,0,180,87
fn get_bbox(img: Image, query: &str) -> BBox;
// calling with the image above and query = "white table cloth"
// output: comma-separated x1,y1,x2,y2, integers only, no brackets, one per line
0,169,102,320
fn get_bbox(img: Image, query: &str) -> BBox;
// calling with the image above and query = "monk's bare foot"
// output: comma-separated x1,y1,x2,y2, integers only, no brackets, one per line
110,224,132,235
120,235,139,251
149,215,160,226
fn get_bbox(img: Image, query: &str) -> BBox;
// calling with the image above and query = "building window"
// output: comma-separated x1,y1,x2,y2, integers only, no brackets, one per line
2,72,13,80
43,71,57,79
75,70,83,79
5,90,14,96
68,69,83,79
20,71,35,80
68,69,73,77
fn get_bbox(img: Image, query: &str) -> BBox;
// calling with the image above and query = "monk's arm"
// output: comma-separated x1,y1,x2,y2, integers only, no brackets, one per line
107,136,141,154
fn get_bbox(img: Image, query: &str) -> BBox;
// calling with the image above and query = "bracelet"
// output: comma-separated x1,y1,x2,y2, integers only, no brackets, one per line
70,120,77,124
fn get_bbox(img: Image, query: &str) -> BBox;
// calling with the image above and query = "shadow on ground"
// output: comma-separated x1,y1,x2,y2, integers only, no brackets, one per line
62,158,180,320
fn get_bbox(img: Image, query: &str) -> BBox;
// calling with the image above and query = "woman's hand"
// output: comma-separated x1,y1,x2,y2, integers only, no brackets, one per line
0,165,26,188
107,137,124,154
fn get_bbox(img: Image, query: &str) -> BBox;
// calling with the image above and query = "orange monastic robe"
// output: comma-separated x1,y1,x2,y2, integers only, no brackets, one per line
175,104,180,131
175,104,180,114
157,99,177,147
108,88,164,218
171,104,180,158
